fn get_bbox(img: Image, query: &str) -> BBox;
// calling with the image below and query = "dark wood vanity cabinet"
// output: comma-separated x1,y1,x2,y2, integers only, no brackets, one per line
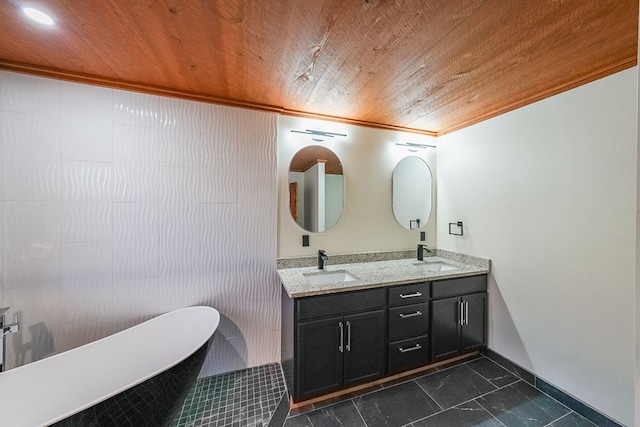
292,289,387,401
281,273,487,403
431,276,487,362
387,282,431,373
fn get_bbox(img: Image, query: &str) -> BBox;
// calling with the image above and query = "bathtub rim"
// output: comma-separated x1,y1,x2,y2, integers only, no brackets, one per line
0,305,220,427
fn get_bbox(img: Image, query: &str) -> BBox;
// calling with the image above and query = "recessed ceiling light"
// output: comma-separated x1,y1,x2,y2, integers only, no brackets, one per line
22,7,55,26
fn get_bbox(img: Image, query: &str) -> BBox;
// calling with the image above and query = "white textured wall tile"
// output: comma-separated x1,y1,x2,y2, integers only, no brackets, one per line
113,90,167,128
60,242,113,326
111,277,162,324
0,71,60,116
1,72,280,378
0,112,60,201
56,321,120,354
61,160,114,201
0,201,60,290
113,203,159,280
158,102,205,168
60,82,113,162
160,166,200,205
113,125,160,203
2,286,60,369
159,239,203,282
158,203,202,241
61,201,113,243
201,204,238,273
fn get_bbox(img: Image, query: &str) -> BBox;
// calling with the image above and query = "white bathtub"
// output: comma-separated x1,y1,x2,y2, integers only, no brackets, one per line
0,306,220,427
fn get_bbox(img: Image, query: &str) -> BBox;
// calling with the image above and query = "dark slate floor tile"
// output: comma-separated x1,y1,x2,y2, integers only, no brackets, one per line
549,412,598,427
467,357,519,388
535,378,623,427
412,400,503,427
354,381,441,427
284,400,365,427
483,350,535,385
415,364,497,409
477,380,570,427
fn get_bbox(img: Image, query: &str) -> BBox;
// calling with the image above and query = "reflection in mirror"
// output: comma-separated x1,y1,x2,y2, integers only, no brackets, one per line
392,156,432,229
289,146,344,232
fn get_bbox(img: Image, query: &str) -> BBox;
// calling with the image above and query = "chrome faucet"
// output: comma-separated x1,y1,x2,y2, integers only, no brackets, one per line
318,250,328,269
0,307,19,372
417,244,432,261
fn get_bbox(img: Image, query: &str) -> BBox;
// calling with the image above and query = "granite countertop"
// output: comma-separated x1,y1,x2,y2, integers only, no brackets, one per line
278,249,490,298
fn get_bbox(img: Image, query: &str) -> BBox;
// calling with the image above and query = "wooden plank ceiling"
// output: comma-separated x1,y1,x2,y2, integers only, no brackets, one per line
0,0,636,135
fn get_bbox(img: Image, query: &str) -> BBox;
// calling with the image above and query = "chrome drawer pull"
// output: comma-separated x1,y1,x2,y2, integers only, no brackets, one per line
399,311,422,319
399,344,422,353
338,321,344,353
399,292,422,299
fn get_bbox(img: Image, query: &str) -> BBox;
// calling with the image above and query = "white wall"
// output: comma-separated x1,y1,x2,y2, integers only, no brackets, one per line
278,115,437,257
437,68,637,425
0,70,280,377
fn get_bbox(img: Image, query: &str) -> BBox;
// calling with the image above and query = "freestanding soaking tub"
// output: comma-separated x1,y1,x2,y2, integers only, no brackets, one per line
0,306,220,427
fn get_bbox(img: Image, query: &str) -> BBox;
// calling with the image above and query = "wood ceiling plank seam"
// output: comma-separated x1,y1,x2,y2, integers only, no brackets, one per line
253,1,324,108
207,0,247,99
292,1,462,121
352,0,491,122
298,1,388,117
422,0,639,130
298,1,450,119
283,0,354,106
436,55,637,135
376,0,629,129
406,0,638,130
373,0,575,126
162,1,218,95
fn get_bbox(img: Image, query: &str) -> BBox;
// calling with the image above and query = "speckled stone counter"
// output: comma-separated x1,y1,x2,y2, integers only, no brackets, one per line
278,249,490,298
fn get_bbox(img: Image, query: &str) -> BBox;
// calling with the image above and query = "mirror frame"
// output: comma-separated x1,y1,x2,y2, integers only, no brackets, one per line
392,156,433,230
288,145,344,233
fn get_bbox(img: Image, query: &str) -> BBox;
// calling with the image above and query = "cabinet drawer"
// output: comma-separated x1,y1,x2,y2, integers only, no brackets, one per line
297,288,386,321
388,335,430,374
388,282,430,306
431,275,487,299
388,303,429,341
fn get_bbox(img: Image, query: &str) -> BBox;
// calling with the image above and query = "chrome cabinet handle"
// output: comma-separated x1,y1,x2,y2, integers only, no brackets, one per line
399,292,422,299
346,321,351,352
399,344,422,353
464,301,469,325
399,310,422,319
458,301,464,326
338,321,344,353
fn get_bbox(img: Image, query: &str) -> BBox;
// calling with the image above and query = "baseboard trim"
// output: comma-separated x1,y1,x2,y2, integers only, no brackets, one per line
483,349,624,427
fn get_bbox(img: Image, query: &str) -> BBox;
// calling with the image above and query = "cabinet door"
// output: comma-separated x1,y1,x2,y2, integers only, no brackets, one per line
431,296,461,361
343,310,386,387
296,316,344,400
461,292,487,353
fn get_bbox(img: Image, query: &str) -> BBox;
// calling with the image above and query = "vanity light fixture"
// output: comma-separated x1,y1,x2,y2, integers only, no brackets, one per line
22,7,55,25
291,129,347,138
395,142,436,152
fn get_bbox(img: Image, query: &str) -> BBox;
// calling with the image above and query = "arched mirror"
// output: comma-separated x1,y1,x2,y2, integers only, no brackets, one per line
288,146,344,232
392,156,432,229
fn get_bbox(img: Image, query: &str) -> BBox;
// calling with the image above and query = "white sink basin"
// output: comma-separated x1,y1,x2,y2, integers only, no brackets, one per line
413,261,459,272
304,271,358,285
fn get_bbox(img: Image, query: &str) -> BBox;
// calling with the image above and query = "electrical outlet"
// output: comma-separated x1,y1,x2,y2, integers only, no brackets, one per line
302,235,309,247
420,231,426,241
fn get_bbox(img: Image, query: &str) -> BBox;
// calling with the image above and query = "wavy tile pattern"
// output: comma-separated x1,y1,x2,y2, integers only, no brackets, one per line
0,70,279,378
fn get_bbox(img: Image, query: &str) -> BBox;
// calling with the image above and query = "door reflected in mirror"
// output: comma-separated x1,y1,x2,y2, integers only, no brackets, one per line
288,146,344,232
392,156,432,229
